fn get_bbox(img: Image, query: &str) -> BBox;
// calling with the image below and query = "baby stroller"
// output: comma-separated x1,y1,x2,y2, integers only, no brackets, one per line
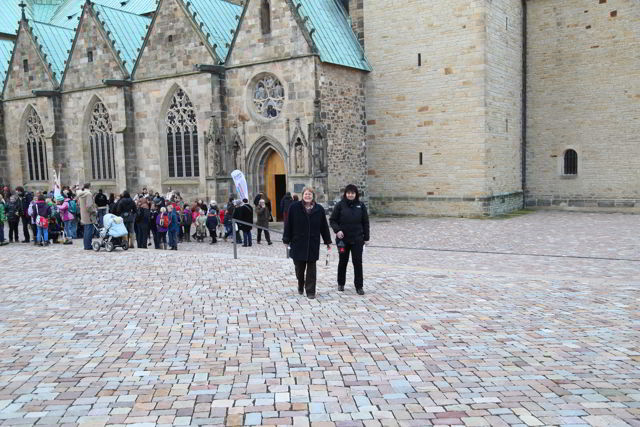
194,214,207,242
92,213,129,252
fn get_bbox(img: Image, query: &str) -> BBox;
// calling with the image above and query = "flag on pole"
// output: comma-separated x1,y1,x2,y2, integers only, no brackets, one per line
231,170,248,200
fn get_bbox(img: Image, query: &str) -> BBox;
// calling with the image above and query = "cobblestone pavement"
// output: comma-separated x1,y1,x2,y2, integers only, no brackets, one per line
0,211,639,426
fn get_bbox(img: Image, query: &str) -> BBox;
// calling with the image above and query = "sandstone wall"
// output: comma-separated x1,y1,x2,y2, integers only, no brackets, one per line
318,62,367,199
364,0,490,215
526,0,640,208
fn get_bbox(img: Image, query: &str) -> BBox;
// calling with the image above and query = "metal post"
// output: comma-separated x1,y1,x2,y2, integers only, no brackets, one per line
232,219,237,259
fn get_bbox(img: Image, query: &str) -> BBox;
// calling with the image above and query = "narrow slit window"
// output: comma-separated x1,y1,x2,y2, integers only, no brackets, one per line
87,50,93,62
23,59,28,72
419,152,423,165
563,149,578,175
418,53,421,66
260,0,271,35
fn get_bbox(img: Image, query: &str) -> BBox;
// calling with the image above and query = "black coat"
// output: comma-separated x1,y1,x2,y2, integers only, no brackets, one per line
280,195,293,215
329,198,370,244
233,204,253,231
283,201,332,262
115,197,137,223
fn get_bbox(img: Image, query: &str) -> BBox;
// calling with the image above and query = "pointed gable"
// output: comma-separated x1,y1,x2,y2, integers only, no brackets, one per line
62,3,127,90
4,21,57,99
133,0,216,79
227,0,314,67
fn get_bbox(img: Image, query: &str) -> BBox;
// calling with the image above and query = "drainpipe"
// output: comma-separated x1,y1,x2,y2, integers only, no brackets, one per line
521,0,528,208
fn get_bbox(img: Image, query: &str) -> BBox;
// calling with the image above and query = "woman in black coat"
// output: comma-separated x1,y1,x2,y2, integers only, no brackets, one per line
282,187,332,299
329,184,370,295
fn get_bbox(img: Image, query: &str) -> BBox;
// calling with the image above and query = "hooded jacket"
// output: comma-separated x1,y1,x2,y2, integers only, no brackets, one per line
329,198,370,244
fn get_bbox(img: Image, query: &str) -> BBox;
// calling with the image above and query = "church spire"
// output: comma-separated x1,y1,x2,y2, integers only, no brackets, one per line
19,1,27,20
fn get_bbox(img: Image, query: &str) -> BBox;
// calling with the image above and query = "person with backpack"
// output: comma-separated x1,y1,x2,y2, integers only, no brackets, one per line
182,205,192,243
135,196,150,249
206,203,218,245
31,194,52,247
167,204,180,250
115,191,137,249
155,206,169,249
0,194,7,245
6,194,21,243
57,194,74,244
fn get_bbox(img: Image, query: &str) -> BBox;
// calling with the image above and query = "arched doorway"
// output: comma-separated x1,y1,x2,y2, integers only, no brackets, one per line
263,149,286,221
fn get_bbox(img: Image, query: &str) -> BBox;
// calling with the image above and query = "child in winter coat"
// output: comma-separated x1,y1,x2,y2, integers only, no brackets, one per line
195,210,207,242
206,206,218,244
155,207,169,249
31,195,52,246
57,195,74,244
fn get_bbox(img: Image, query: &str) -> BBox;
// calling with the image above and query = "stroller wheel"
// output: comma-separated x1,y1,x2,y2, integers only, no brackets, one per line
106,241,115,252
92,240,101,252
122,241,129,250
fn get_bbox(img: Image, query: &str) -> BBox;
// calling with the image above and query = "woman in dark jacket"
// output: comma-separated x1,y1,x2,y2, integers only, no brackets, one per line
282,187,332,299
115,191,137,249
329,184,370,295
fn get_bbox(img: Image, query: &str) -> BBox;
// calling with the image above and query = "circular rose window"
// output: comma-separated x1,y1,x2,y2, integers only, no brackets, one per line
252,74,284,119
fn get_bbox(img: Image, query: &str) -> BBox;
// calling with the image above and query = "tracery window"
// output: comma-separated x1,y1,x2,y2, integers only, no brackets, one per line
252,74,284,119
563,149,577,175
89,102,116,180
24,107,48,182
166,88,199,178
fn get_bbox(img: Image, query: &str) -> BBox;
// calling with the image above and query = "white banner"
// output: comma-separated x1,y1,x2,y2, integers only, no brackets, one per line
231,170,248,200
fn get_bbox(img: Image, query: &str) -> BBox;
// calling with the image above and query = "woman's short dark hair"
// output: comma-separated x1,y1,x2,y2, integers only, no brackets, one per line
343,184,359,201
122,191,131,198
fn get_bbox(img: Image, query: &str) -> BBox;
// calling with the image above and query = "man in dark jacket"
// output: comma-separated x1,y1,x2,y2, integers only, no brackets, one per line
280,192,293,224
235,198,253,247
94,189,108,228
16,186,32,243
329,184,370,295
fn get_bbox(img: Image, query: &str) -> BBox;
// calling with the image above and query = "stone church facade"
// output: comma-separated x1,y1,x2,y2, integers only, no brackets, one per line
0,0,638,217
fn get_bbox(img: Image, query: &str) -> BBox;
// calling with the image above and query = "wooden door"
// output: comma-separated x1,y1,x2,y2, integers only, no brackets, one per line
264,150,285,219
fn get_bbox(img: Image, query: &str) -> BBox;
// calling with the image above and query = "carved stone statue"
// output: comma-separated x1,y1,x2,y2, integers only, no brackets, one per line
295,141,304,173
207,137,215,177
215,141,223,175
315,135,326,173
233,141,242,170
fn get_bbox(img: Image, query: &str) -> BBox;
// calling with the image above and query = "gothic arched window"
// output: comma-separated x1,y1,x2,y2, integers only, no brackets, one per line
252,74,284,119
89,102,116,180
24,107,48,182
166,88,199,178
260,0,271,35
563,149,577,175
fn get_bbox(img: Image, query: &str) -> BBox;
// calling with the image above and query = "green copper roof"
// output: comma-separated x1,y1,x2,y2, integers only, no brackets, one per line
49,0,155,29
0,3,22,35
29,20,75,82
93,3,151,74
294,0,370,71
32,4,60,22
182,0,243,63
0,40,15,87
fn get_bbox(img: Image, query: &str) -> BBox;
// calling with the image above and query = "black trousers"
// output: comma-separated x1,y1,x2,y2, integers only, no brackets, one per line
337,241,364,289
294,261,317,296
257,228,271,243
183,224,191,242
151,229,160,249
9,220,19,241
21,216,31,241
136,222,149,248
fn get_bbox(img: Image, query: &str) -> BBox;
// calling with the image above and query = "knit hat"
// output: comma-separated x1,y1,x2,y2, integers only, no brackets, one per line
55,195,64,202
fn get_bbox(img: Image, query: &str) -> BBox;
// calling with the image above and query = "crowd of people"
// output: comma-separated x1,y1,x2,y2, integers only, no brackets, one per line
0,183,371,298
0,184,283,252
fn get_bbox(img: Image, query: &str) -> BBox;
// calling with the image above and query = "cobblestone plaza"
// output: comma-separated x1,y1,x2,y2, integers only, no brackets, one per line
0,211,639,426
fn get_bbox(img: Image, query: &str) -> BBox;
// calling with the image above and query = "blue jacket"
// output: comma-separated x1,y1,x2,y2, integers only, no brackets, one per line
168,210,180,231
